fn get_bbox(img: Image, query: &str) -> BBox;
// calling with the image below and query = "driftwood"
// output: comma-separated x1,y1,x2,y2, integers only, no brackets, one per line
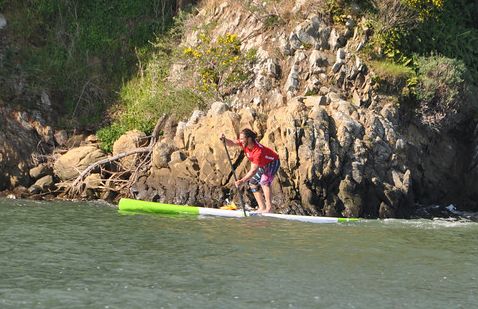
65,115,168,197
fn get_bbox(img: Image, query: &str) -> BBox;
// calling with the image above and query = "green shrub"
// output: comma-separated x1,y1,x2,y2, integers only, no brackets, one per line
320,0,374,23
96,123,129,153
367,0,478,83
263,14,283,29
404,0,478,82
182,32,257,99
415,55,473,130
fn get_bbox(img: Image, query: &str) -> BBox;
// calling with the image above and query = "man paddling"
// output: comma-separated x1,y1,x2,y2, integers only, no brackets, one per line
220,129,280,213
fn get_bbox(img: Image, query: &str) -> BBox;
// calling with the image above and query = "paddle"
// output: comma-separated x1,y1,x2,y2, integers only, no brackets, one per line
221,137,247,217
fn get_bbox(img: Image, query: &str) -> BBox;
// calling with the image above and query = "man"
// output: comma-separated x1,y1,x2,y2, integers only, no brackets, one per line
220,129,280,213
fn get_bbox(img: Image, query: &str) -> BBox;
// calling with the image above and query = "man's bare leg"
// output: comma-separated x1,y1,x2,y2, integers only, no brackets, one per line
251,185,266,212
261,184,273,213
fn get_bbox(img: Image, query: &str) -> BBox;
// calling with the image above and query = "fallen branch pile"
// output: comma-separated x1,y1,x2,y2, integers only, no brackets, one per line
65,115,168,198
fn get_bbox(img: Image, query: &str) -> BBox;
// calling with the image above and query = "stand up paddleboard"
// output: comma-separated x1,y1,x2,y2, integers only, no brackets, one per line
118,198,359,224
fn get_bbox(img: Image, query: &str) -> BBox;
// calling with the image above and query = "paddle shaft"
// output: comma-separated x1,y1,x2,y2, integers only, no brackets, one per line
222,139,247,217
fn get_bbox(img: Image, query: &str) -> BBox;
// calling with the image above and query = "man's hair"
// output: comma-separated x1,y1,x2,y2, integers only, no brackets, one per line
240,128,257,140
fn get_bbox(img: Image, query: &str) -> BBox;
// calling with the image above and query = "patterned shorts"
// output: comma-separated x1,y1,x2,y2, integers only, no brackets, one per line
249,159,280,187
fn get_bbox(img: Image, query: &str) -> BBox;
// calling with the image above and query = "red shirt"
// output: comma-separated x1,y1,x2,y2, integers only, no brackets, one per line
239,140,279,167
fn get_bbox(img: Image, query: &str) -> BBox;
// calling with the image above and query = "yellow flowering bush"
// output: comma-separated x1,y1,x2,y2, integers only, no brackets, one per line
403,0,444,19
183,32,256,98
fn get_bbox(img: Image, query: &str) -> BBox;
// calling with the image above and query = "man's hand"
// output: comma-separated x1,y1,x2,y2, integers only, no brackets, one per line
235,179,244,187
219,133,226,142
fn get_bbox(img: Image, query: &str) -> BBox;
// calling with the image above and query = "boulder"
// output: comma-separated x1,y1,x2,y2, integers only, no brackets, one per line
54,145,106,180
29,164,52,180
338,176,363,217
84,173,102,190
288,32,301,51
379,202,395,218
317,26,331,50
207,102,230,117
112,130,147,169
309,50,327,73
33,175,54,191
187,110,205,127
66,134,88,148
265,58,280,78
304,95,328,107
152,142,177,169
86,134,98,144
279,36,293,56
28,185,42,195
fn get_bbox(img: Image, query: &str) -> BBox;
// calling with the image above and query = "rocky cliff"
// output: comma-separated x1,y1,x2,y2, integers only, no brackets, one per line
2,1,477,217
130,1,477,216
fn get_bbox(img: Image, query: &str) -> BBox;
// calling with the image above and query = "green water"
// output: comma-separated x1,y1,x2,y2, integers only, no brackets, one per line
0,199,476,309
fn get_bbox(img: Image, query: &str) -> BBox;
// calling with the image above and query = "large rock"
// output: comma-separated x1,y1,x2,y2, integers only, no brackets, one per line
0,106,48,190
33,175,54,191
84,173,102,190
338,176,363,217
152,142,176,169
207,102,230,117
29,164,52,180
28,175,54,194
54,145,106,180
255,96,414,217
112,130,147,169
143,110,244,207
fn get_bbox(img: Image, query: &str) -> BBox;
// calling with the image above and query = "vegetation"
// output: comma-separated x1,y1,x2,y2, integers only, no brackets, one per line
2,0,477,147
182,32,257,99
368,60,414,95
415,55,473,130
366,0,477,82
321,0,477,128
0,0,180,128
98,17,258,152
97,13,205,153
321,0,477,81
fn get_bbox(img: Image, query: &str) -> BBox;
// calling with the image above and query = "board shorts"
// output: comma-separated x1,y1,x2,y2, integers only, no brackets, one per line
249,159,280,187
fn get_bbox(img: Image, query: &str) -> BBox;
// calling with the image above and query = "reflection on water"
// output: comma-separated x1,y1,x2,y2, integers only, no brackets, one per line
0,198,477,309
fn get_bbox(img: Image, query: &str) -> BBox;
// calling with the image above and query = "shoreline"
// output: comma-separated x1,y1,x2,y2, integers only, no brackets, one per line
2,192,477,222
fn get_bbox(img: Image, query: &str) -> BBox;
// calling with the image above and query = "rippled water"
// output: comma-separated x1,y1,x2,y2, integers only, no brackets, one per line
0,198,477,309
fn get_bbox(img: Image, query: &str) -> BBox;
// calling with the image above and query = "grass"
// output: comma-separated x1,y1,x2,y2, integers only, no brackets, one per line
369,60,414,80
96,12,206,153
0,0,179,129
368,60,415,94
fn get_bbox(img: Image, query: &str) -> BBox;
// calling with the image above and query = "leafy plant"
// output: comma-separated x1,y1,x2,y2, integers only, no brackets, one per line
182,32,257,99
263,14,283,29
402,0,444,19
415,55,473,130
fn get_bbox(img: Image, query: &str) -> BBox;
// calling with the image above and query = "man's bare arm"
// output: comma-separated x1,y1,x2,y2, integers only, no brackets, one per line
220,133,241,147
238,163,259,184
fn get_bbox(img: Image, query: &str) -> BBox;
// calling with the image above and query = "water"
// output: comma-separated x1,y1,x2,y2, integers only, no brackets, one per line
0,199,476,309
